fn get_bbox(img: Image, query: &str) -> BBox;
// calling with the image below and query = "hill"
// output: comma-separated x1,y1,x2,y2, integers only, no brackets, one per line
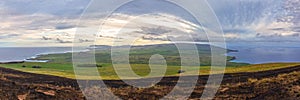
32,43,246,66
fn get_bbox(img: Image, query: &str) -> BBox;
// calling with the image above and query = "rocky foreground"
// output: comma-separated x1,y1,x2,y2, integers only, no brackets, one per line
0,65,300,100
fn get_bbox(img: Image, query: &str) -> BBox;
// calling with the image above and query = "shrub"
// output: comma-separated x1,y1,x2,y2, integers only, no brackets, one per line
77,64,103,68
32,66,42,68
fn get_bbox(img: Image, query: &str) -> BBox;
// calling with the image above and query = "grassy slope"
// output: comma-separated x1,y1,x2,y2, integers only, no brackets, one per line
1,43,298,80
31,44,247,67
215,71,300,99
1,62,300,80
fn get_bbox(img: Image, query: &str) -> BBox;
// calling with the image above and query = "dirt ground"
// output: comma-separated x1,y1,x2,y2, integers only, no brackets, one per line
0,65,300,100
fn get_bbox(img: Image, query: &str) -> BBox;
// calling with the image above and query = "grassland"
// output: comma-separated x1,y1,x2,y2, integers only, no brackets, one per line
1,62,300,80
30,44,247,67
2,44,300,99
1,43,299,80
1,63,300,99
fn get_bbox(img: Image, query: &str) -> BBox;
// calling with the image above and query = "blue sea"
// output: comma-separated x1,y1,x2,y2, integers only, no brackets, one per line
0,42,300,64
227,42,300,64
0,47,87,63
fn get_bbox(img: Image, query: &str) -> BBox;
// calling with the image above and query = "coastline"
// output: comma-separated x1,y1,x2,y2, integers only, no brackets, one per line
0,47,89,63
0,44,240,64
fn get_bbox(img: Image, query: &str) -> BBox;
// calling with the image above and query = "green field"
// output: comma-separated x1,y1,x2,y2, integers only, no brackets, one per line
1,62,300,80
1,44,299,80
30,44,247,67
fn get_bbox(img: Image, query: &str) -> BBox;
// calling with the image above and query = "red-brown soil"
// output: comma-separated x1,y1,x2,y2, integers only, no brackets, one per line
1,65,300,100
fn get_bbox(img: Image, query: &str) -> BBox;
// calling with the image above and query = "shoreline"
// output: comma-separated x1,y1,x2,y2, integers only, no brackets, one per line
0,48,90,63
0,45,241,64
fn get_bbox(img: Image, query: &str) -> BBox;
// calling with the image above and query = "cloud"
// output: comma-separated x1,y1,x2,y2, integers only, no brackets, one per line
256,32,300,38
1,0,300,46
224,34,239,39
270,28,286,31
0,0,93,46
78,39,94,43
292,27,300,32
95,13,211,44
55,24,76,30
139,26,171,35
98,35,123,39
223,29,250,34
0,0,89,17
41,36,52,40
207,0,300,42
141,35,170,41
55,38,72,43
0,33,20,39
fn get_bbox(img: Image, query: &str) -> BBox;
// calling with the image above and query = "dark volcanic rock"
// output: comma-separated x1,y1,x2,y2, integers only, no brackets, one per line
1,65,300,99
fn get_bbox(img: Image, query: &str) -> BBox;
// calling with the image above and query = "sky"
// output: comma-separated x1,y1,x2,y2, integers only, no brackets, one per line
0,0,299,47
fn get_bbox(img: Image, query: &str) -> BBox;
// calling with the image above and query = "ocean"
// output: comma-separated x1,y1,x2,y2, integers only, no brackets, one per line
227,42,300,64
0,47,77,62
1,42,300,64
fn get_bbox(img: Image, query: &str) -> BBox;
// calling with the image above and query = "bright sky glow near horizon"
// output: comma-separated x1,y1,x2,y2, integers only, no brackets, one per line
0,0,299,47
